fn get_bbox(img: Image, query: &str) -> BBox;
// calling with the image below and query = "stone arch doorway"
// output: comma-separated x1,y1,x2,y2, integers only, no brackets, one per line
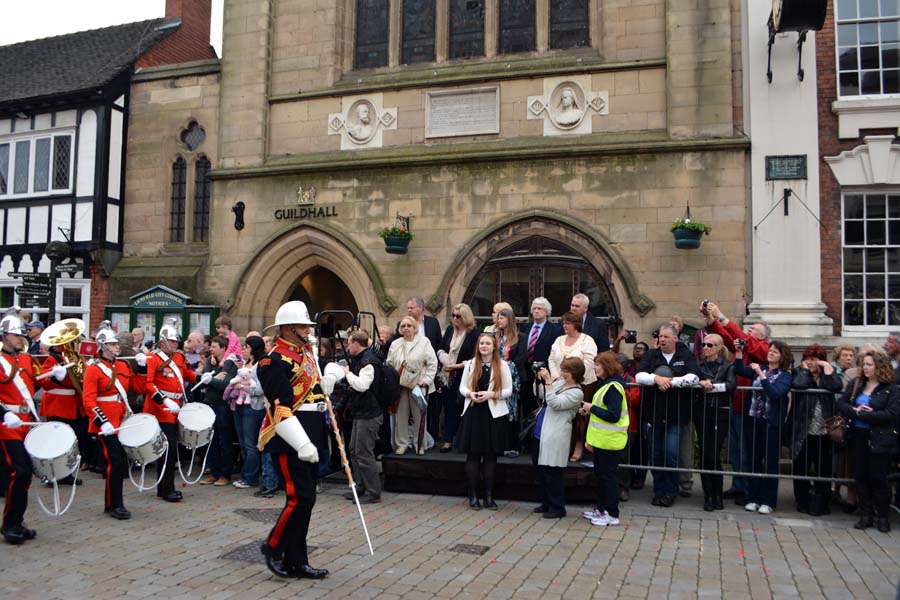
229,223,397,332
432,210,654,328
464,236,620,328
289,266,358,335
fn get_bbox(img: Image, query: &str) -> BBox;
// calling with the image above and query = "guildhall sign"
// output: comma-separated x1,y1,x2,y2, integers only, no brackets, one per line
273,185,339,220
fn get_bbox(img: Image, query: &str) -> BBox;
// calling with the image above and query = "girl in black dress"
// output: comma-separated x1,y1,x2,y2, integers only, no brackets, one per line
456,334,512,510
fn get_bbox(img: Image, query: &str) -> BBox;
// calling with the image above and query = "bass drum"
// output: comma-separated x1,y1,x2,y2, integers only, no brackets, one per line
24,421,79,482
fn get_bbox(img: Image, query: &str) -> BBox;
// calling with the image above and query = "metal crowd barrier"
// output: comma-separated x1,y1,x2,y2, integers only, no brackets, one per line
615,383,853,483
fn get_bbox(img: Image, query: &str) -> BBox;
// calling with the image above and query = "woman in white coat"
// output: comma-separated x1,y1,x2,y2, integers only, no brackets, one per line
532,357,585,518
387,316,438,455
456,334,512,510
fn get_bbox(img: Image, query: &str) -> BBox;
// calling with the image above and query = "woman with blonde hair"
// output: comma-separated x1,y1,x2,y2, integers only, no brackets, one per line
457,334,512,510
435,303,480,452
387,316,438,455
693,333,735,511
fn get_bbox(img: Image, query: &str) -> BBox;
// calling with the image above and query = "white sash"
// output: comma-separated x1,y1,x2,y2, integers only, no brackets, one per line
0,354,39,420
95,360,133,417
155,349,187,402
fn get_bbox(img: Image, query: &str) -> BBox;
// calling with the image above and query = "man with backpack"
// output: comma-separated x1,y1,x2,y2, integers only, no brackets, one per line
341,331,386,504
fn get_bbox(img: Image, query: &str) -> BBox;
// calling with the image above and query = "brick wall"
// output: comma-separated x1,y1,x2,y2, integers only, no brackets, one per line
136,0,217,68
817,3,898,335
89,264,110,332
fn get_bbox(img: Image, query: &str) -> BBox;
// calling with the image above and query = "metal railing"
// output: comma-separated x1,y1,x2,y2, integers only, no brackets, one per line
614,383,853,483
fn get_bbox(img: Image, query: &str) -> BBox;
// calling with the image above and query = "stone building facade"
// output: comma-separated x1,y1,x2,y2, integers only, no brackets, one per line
115,0,750,338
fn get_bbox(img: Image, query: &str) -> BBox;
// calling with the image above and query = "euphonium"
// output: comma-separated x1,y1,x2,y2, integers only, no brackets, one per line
39,318,86,393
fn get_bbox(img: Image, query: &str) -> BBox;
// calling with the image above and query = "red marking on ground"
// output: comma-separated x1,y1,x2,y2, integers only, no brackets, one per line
437,528,445,533
738,551,745,558
628,571,636,576
802,562,809,568
182,483,187,487
490,559,497,563
432,504,439,509
408,519,415,524
499,541,508,545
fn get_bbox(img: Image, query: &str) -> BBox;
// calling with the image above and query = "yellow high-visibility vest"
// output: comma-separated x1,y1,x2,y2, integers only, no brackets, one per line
585,380,629,451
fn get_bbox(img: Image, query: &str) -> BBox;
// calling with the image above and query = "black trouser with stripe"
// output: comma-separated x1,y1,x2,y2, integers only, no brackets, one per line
266,451,318,568
0,439,32,528
98,434,127,510
157,422,178,497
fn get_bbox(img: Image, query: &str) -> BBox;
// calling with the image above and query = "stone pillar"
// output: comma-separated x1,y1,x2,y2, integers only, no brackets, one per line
218,0,272,169
742,0,832,338
666,0,734,139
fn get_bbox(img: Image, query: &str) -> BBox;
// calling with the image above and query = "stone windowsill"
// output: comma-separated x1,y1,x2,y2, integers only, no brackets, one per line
831,96,900,139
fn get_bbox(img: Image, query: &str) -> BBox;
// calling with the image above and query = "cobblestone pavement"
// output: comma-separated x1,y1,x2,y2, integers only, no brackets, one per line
3,471,900,600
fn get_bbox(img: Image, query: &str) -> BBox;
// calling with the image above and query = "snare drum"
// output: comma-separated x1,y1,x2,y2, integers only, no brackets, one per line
118,414,167,465
177,403,215,449
24,422,80,482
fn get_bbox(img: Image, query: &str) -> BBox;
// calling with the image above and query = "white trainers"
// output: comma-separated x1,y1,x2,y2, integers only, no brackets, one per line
590,511,611,526
605,516,620,526
744,502,759,512
582,508,602,520
757,504,773,515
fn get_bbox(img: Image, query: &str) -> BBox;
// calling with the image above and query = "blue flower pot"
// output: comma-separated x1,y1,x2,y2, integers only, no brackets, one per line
672,228,704,249
384,236,411,254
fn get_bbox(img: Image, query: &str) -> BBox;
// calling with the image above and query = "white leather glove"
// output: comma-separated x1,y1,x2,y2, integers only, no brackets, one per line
163,399,181,414
134,353,147,367
3,412,22,429
200,372,214,386
51,364,67,382
321,374,337,395
298,443,319,464
100,421,116,436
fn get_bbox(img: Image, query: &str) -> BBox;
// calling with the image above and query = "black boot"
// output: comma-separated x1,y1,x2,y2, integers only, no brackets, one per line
468,487,481,510
854,516,874,530
484,494,498,511
701,475,713,511
713,476,724,510
877,517,891,533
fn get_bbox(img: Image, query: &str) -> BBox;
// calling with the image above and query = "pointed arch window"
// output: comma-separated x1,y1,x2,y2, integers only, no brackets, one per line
193,156,211,242
169,157,186,243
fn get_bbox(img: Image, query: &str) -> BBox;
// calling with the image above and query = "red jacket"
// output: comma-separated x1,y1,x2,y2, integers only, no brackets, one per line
707,319,769,412
143,350,196,425
82,358,133,433
0,351,39,442
38,354,82,420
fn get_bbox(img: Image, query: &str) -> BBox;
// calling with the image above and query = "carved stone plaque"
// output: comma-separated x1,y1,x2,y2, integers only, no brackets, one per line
327,93,397,150
425,87,499,138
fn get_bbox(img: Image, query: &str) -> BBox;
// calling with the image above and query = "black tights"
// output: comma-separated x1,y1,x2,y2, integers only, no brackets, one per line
465,452,497,497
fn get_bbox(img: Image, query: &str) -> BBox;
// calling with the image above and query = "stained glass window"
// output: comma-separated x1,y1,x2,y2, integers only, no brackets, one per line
450,0,485,59
355,0,390,68
402,0,436,64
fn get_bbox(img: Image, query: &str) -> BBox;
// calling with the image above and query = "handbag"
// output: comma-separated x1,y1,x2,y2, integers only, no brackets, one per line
824,415,848,446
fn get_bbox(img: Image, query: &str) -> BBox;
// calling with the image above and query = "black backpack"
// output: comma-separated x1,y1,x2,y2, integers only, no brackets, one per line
377,360,401,411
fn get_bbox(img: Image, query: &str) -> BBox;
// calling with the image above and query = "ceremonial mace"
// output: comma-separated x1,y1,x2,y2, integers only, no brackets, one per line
309,332,374,556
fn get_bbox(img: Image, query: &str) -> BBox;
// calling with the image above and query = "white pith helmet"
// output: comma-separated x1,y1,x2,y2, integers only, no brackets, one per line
159,317,182,342
0,307,26,336
265,301,316,330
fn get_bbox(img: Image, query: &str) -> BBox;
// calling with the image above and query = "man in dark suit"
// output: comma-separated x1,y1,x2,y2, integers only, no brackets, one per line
395,296,442,353
520,297,562,428
570,293,610,353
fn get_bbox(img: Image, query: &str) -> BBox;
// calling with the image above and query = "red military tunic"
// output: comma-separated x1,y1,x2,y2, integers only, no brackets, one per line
143,350,195,425
82,358,133,433
38,353,82,421
0,350,39,442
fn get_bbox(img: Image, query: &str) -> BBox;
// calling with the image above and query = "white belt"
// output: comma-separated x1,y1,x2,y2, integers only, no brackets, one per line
97,395,119,403
159,390,183,399
47,389,76,396
297,402,326,413
2,403,29,414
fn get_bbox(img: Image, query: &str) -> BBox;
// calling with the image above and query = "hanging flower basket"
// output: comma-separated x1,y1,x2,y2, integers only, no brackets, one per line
671,219,711,250
378,225,414,255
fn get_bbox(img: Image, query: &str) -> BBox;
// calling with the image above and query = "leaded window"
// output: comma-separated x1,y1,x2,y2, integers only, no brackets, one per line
836,0,900,96
0,144,7,194
842,192,900,327
52,136,71,190
402,0,436,64
193,156,211,243
549,0,590,49
170,158,186,243
355,0,390,68
180,121,206,151
450,0,485,59
13,140,29,194
499,0,536,54
33,138,50,192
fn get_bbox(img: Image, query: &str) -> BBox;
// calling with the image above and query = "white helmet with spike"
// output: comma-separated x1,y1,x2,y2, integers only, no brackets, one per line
0,306,26,337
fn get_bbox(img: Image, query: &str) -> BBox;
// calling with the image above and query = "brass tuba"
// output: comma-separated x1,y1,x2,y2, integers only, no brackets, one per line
40,318,86,394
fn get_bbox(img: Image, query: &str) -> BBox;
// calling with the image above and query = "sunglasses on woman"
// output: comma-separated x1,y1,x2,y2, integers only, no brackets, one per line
451,313,462,318
702,342,718,348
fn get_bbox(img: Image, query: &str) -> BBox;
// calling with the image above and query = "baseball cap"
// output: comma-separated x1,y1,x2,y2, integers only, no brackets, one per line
26,320,44,329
